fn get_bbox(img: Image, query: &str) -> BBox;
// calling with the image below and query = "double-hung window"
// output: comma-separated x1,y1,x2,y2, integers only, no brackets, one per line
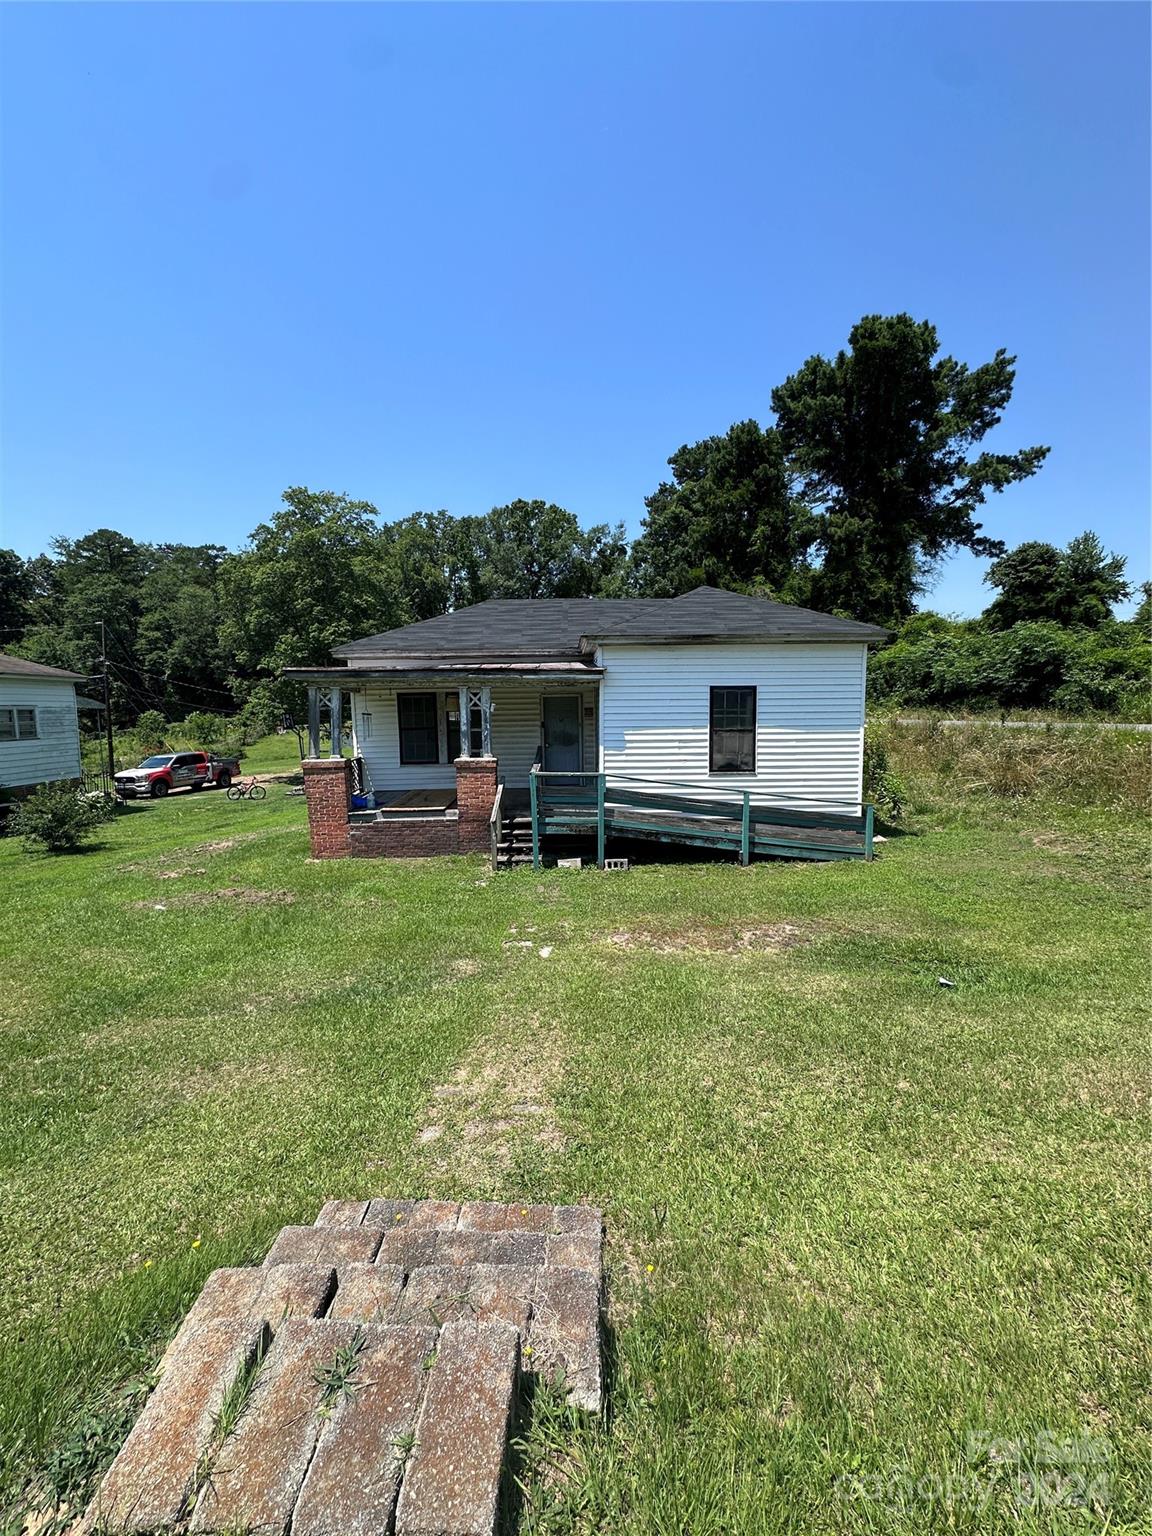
709,687,756,773
397,693,439,764
0,707,38,742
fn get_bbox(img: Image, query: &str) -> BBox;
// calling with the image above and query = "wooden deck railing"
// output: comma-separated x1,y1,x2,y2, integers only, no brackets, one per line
528,768,874,868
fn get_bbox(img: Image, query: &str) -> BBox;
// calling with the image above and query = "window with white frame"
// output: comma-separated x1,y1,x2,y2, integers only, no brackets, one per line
0,707,38,742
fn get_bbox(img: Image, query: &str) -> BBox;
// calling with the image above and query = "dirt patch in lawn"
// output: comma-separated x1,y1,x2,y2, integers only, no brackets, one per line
603,921,811,955
131,887,296,910
415,1014,569,1188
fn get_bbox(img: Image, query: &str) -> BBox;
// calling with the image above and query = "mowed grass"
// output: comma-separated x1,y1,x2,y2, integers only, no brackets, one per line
0,775,1147,1532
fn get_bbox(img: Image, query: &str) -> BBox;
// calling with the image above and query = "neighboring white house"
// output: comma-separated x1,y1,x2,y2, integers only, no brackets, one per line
287,588,887,864
0,654,89,793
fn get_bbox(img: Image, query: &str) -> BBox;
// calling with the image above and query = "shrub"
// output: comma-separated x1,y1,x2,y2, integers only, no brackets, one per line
134,710,168,753
179,711,226,745
862,729,906,821
11,782,116,854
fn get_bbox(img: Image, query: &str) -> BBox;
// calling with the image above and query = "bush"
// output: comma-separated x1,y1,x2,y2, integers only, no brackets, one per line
862,729,906,821
869,617,1151,719
180,711,226,745
11,782,116,853
134,710,168,753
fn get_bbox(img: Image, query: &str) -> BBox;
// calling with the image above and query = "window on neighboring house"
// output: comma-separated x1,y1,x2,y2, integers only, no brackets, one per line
397,693,439,764
0,707,38,742
709,687,756,773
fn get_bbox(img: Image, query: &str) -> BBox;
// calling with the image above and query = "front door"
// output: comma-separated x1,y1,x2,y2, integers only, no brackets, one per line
542,695,582,773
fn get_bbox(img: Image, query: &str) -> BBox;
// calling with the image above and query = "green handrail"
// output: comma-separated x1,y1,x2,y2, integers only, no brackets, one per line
740,792,750,865
597,773,606,869
864,803,875,861
529,769,541,870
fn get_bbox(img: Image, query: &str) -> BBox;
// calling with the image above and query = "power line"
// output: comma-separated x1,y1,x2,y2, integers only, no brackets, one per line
101,624,241,702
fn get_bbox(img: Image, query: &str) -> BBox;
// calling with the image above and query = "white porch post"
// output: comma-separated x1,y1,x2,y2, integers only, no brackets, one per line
329,687,343,757
458,685,493,756
307,685,322,758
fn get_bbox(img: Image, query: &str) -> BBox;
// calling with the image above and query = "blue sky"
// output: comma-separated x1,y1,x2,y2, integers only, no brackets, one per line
1,2,1148,615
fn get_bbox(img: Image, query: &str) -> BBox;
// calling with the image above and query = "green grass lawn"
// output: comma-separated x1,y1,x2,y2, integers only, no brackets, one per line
1,775,1147,1532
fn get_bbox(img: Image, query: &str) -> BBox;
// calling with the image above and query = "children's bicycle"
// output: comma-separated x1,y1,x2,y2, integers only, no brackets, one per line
226,777,267,801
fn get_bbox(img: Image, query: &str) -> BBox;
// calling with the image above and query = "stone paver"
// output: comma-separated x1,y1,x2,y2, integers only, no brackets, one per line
375,1228,441,1270
434,1229,546,1268
530,1264,602,1412
316,1198,370,1227
397,1265,476,1327
393,1320,519,1536
86,1199,604,1536
168,1264,335,1358
191,1319,353,1534
263,1223,383,1266
82,1318,265,1534
292,1323,436,1536
467,1263,536,1333
327,1262,407,1322
545,1231,602,1272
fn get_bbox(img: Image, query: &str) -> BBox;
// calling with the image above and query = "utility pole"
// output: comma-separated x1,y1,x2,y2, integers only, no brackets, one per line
99,621,115,783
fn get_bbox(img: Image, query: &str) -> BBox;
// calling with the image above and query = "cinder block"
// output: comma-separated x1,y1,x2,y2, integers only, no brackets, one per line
83,1318,266,1534
291,1324,436,1536
327,1263,406,1323
530,1265,602,1412
191,1319,357,1534
263,1224,382,1267
394,1320,519,1536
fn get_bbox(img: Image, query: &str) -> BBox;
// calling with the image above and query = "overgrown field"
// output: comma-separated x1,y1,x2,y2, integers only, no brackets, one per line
1,741,1148,1532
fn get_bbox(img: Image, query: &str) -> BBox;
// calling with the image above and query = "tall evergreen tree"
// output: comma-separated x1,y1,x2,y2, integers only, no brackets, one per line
771,314,1049,625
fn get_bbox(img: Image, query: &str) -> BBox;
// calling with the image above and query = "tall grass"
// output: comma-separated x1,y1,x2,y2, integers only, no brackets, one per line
877,718,1151,815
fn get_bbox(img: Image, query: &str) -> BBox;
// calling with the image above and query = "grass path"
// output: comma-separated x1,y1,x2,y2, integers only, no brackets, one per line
0,783,1147,1531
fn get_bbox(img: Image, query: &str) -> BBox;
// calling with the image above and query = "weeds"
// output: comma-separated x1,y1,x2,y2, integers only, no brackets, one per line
877,717,1150,813
313,1329,366,1416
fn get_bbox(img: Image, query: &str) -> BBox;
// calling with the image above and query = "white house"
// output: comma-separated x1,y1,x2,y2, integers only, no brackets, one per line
0,654,90,795
287,587,887,866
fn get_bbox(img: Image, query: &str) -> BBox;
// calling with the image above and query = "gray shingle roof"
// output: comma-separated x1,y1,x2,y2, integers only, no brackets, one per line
334,587,886,659
0,652,88,681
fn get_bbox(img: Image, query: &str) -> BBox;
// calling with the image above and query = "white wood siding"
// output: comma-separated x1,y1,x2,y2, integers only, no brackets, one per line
351,685,598,792
598,642,867,811
0,678,82,790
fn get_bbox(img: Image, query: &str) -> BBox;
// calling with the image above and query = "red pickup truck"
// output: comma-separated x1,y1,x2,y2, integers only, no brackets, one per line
113,751,240,799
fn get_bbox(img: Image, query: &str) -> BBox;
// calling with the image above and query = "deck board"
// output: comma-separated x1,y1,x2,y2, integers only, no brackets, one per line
374,789,458,812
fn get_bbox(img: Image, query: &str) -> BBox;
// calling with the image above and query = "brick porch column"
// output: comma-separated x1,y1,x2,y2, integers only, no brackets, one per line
455,756,497,854
302,757,352,859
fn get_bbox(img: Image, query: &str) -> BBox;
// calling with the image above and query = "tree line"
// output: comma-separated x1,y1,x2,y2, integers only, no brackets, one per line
1,313,1147,727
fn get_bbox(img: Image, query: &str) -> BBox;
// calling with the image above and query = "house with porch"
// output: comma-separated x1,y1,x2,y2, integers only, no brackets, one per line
287,586,887,868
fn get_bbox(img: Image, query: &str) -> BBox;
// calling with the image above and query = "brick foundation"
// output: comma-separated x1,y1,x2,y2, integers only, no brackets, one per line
349,815,460,859
455,756,498,853
302,758,352,859
302,755,498,861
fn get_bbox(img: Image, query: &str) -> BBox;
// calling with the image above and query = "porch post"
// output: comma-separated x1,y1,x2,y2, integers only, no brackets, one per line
329,688,343,757
307,686,322,758
459,685,493,756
